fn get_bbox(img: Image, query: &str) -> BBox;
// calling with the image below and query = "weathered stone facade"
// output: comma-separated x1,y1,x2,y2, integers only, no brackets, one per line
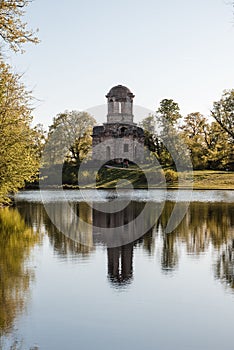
92,85,144,163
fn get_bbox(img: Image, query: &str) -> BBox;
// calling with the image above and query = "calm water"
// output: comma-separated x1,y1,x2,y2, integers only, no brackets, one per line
0,190,234,350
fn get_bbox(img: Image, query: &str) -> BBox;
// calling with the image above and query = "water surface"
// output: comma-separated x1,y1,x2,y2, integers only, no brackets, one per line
0,190,233,350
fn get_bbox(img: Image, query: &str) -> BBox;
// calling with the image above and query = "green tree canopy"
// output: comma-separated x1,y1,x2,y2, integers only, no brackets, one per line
44,110,96,166
211,89,234,140
139,114,158,153
156,99,185,168
181,112,232,170
157,98,182,127
0,59,39,204
181,112,208,169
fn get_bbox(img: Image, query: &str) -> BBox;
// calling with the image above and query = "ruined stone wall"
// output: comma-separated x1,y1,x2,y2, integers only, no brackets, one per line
92,117,144,163
92,134,144,163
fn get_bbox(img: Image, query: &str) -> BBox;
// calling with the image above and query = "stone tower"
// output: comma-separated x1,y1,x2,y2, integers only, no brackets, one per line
92,85,144,163
106,85,134,124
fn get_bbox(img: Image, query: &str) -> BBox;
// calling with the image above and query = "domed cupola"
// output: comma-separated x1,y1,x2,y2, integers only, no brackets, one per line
106,85,135,124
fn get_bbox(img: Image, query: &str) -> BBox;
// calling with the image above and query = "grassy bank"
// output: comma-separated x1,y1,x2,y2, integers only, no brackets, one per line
95,166,234,190
186,170,234,190
36,164,234,190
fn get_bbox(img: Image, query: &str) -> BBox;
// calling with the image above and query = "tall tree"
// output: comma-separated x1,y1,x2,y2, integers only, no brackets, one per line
45,110,96,166
0,0,40,203
33,123,47,159
181,112,232,169
0,0,39,52
139,114,158,153
181,112,208,169
204,121,233,170
42,111,96,186
211,89,234,140
156,99,183,167
0,59,39,204
157,98,182,127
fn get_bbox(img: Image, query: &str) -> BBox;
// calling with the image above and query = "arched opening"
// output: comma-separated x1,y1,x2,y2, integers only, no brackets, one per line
108,99,114,114
120,127,127,137
119,102,122,114
106,146,111,160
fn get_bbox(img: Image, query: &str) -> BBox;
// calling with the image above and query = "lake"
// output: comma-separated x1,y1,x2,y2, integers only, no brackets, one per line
0,189,234,350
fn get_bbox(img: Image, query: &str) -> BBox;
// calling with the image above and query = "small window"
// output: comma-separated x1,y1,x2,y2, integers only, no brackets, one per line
124,144,129,152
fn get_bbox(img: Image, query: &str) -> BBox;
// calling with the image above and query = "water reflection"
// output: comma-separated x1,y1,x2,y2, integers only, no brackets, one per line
0,208,39,337
16,197,234,291
161,233,179,273
1,195,234,348
107,244,134,286
18,201,94,258
215,239,234,290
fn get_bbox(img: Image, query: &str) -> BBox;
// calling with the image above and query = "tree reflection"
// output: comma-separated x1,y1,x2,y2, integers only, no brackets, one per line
176,202,233,253
18,201,94,258
45,202,94,257
141,228,156,256
15,198,234,292
161,233,179,273
158,202,234,275
0,207,39,336
215,239,234,291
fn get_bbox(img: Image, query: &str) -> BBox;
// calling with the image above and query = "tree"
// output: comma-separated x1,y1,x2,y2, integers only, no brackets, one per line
0,0,39,52
156,99,183,168
41,111,96,185
31,123,47,163
211,90,234,140
0,0,40,203
181,112,207,138
45,110,96,166
181,112,233,170
203,122,232,169
181,112,208,169
157,98,182,127
139,114,158,152
0,59,39,204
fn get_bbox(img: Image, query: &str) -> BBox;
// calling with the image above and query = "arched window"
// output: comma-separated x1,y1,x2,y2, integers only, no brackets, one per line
119,102,122,114
124,144,129,152
106,146,111,159
120,127,127,137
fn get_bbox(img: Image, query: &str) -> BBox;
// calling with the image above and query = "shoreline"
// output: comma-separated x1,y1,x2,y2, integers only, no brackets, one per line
22,186,234,191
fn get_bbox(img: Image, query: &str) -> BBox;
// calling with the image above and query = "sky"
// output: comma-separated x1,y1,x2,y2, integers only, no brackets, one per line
6,0,234,128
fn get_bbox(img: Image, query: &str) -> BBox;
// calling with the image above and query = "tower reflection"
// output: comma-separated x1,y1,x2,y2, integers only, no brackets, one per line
92,201,146,287
107,244,134,286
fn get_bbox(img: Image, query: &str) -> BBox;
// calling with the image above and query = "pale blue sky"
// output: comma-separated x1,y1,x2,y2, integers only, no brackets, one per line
8,0,234,127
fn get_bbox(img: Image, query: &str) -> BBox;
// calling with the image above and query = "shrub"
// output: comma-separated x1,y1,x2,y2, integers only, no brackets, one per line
164,169,178,183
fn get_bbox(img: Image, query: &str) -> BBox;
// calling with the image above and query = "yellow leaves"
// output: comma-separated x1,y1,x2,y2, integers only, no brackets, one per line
0,0,39,53
45,111,96,166
0,59,39,204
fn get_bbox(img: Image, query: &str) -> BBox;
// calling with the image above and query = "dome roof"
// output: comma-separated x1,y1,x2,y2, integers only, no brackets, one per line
106,85,135,99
